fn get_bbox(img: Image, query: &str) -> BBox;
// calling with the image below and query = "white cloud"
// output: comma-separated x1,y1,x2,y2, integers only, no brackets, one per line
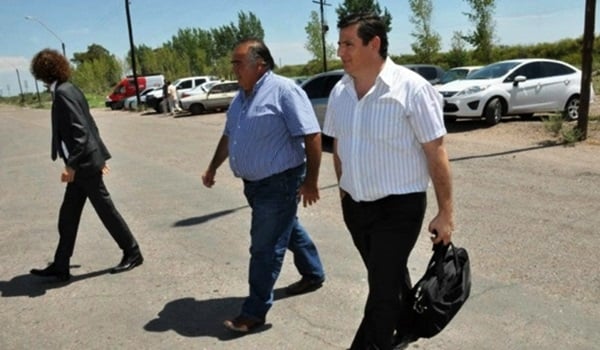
0,56,30,72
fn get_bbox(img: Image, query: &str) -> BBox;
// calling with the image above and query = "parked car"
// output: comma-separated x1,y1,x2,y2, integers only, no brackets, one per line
436,66,482,86
145,75,219,113
179,80,239,115
402,64,445,85
105,74,164,110
122,87,158,110
438,58,584,125
300,69,344,129
179,80,220,99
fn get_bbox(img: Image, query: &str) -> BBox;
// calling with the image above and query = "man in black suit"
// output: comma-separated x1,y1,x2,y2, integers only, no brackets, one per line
29,48,143,282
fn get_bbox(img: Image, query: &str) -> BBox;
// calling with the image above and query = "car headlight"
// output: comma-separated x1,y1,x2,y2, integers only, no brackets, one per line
456,85,489,97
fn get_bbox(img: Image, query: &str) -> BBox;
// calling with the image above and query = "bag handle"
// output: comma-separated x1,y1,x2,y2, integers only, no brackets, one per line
431,231,460,280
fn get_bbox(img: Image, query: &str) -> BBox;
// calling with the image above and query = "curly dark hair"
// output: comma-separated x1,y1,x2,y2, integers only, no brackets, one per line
30,48,71,84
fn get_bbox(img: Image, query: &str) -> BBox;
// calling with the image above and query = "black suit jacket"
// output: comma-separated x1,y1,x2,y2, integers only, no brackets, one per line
52,81,111,178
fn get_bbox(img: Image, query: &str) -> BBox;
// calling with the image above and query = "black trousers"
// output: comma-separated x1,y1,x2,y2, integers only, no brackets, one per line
53,173,138,270
342,192,426,350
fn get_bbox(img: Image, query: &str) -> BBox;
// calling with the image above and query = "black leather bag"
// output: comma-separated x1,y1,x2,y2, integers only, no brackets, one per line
410,241,471,338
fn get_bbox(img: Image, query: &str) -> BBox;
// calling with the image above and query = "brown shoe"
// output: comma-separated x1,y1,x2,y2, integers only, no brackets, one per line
223,315,265,333
285,277,324,295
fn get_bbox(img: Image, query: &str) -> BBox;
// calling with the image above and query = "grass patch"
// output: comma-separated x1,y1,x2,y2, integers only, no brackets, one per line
0,92,106,109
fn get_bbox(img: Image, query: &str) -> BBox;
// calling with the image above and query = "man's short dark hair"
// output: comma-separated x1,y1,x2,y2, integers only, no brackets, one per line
337,13,388,58
236,37,275,70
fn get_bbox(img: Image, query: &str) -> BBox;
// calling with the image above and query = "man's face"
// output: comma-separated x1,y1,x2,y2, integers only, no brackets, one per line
337,23,376,76
231,43,264,92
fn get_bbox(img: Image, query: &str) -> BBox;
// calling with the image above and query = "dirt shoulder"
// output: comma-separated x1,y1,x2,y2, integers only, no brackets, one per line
446,101,600,148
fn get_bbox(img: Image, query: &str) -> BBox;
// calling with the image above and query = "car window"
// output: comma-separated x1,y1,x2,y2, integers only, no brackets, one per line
468,61,521,79
225,83,239,92
418,67,438,81
178,80,192,89
541,62,576,77
506,62,543,82
440,69,468,84
195,78,207,86
210,85,225,93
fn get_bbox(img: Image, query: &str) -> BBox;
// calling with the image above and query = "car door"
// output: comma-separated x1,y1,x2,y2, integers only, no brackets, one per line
222,82,239,109
504,62,543,113
536,62,579,110
205,83,227,109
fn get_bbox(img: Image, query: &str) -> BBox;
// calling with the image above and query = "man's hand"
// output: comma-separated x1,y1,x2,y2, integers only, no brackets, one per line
61,166,76,183
299,182,319,207
202,169,216,188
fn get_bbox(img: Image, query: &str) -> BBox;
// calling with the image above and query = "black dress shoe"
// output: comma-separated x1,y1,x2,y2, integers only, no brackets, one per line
285,277,325,295
110,251,143,274
30,263,71,282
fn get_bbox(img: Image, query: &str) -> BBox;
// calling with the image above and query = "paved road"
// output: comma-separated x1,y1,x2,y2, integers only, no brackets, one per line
1,105,598,349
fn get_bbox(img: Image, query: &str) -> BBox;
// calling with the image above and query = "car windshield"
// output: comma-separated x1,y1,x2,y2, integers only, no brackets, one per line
468,61,522,79
200,81,218,93
440,69,468,84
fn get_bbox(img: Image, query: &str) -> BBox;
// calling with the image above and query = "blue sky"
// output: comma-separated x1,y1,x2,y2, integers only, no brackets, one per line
0,0,594,96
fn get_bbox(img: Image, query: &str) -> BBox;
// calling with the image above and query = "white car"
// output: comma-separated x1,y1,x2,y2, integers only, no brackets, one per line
122,87,158,110
179,80,238,115
438,58,584,125
436,65,482,86
145,75,219,113
179,81,220,99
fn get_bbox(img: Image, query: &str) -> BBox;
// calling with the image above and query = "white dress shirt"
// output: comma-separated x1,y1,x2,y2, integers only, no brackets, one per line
323,57,446,201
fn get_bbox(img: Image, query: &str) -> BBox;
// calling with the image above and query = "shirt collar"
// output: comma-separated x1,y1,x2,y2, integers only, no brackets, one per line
251,70,271,95
340,57,394,92
377,57,396,88
49,80,58,92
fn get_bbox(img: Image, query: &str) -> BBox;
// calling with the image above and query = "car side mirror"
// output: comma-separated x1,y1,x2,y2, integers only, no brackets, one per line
513,75,527,86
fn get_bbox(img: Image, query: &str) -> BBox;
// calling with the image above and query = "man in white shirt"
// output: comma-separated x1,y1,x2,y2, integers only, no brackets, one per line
323,13,454,350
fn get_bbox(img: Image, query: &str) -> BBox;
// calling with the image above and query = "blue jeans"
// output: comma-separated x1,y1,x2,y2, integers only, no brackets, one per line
241,164,325,320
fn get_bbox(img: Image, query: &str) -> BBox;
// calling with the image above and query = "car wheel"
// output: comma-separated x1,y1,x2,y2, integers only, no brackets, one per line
483,97,503,125
563,96,580,121
190,104,205,115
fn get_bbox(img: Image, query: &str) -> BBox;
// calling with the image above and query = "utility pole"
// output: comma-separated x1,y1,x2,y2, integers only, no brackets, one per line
577,0,596,140
15,69,24,105
313,0,331,72
125,0,141,109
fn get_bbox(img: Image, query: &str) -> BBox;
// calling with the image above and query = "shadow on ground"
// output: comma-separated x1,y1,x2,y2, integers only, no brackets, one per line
0,267,113,298
144,288,295,340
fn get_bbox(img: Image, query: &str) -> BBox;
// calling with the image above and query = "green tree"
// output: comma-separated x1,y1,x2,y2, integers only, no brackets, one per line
70,44,121,94
71,44,113,65
236,11,264,41
304,11,336,70
408,0,441,62
462,0,496,64
335,0,392,33
446,31,470,67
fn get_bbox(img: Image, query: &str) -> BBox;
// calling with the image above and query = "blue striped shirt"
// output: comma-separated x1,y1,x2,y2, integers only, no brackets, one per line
225,71,320,181
323,57,446,201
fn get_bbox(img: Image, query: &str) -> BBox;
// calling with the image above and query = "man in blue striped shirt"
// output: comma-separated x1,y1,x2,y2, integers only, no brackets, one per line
202,38,326,333
323,14,455,350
